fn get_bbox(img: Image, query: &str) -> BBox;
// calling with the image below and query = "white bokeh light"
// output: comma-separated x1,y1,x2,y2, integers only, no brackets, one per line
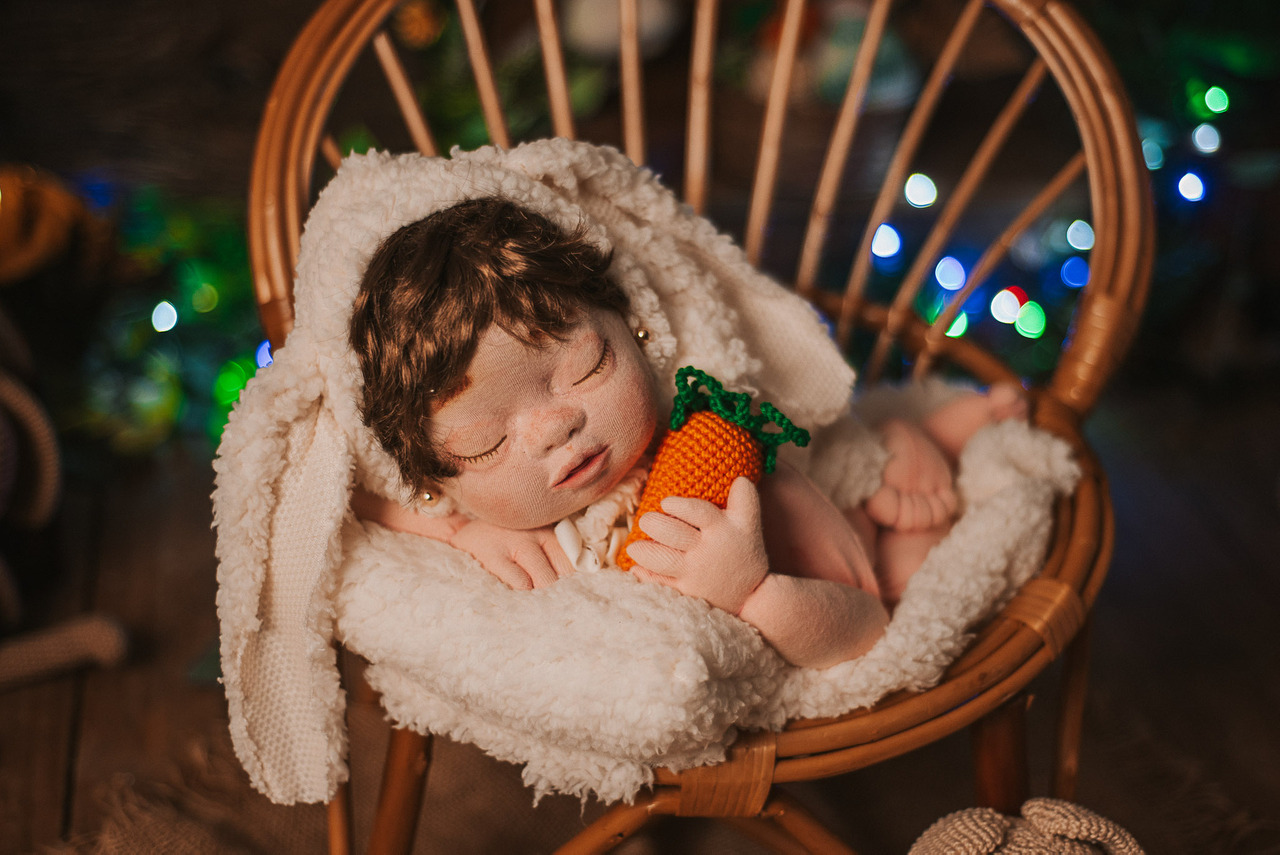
904,173,938,208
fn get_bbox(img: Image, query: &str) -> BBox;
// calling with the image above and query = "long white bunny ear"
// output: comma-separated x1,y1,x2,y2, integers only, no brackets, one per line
213,341,353,804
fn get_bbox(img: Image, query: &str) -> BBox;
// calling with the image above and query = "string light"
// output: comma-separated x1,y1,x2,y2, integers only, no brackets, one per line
1192,123,1221,154
871,224,902,258
151,300,178,332
1060,257,1090,288
255,339,274,368
1015,301,1046,338
934,256,966,290
1178,172,1206,201
1204,86,1229,114
213,360,249,407
192,282,219,313
904,173,938,208
1142,139,1165,170
990,287,1026,324
1066,220,1094,251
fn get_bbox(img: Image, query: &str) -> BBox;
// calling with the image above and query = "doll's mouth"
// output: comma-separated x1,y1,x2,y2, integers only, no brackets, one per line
553,447,609,489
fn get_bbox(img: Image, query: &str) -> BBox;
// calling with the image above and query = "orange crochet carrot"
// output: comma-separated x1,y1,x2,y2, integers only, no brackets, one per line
616,366,809,571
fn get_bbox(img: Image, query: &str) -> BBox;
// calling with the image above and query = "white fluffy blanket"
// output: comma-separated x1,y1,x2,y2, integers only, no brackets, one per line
214,139,1079,807
335,395,1079,804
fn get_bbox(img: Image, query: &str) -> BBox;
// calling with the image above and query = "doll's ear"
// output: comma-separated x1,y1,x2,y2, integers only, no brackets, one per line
213,348,354,804
1021,799,1145,855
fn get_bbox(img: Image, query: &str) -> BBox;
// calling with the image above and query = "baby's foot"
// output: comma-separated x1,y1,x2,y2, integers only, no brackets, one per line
921,382,1029,461
865,419,958,533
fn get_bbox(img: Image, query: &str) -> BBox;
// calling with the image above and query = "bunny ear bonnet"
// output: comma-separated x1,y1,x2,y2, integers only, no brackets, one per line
212,138,855,804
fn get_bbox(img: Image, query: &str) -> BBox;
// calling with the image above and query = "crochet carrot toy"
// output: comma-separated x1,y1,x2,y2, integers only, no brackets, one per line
616,366,810,571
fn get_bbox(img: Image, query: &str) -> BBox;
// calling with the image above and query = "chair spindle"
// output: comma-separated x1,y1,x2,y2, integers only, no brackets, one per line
837,0,986,349
865,57,1047,382
794,0,895,301
683,0,719,213
914,150,1085,379
455,0,512,148
619,0,646,165
535,0,577,140
744,0,807,267
372,30,439,156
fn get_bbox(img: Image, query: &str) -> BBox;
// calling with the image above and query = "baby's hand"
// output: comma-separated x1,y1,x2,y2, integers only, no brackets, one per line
449,521,576,591
627,477,769,615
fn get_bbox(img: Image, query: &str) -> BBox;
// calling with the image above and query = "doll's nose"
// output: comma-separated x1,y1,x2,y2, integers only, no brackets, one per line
533,405,586,452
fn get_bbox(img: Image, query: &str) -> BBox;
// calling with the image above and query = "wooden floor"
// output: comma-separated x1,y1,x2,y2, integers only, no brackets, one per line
3,375,1278,854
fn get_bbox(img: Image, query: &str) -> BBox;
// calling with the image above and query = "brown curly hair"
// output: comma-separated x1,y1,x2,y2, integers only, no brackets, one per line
350,197,630,495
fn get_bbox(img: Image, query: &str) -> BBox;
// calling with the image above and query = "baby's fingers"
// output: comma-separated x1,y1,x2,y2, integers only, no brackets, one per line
625,539,687,577
512,544,559,589
631,564,678,589
658,495,723,530
486,558,534,591
536,529,577,579
724,477,762,528
638,511,700,551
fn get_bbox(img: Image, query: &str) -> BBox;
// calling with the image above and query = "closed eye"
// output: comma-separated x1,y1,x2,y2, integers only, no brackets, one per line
452,436,506,463
573,341,612,386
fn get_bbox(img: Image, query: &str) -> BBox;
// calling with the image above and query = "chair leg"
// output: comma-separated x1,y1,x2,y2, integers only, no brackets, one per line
555,790,682,855
367,727,433,855
759,790,858,855
971,693,1030,814
1052,615,1093,800
327,781,354,855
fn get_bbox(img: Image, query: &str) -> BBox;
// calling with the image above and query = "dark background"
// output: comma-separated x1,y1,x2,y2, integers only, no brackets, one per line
0,0,1278,852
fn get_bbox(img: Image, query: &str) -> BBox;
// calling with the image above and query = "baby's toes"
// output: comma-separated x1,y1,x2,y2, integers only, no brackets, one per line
927,490,958,527
988,383,1029,422
865,485,902,528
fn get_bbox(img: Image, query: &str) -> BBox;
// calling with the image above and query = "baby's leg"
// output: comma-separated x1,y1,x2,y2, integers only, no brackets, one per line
875,523,948,609
921,382,1028,461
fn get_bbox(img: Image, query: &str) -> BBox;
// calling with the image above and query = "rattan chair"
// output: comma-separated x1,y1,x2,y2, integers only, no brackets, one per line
245,0,1153,851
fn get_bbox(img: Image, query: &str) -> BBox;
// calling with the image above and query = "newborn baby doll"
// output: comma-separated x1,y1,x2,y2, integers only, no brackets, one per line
349,197,1025,669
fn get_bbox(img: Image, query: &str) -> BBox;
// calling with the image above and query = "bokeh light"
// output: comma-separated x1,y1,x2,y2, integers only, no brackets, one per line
990,288,1025,324
945,312,968,338
1142,139,1165,170
213,360,249,407
192,282,220,313
151,301,178,332
871,224,902,258
1191,123,1221,154
1015,301,1046,338
904,173,938,208
1204,86,1229,114
1178,172,1206,201
1066,220,1095,251
934,256,966,290
255,339,274,368
1060,257,1090,288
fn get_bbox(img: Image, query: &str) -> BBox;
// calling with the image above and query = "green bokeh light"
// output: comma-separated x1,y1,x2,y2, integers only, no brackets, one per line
1204,86,1229,114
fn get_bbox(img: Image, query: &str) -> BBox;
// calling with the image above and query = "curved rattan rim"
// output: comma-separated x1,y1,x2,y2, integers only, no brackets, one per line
246,0,1142,793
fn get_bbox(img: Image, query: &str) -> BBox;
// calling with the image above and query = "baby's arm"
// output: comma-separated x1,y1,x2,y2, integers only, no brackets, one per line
351,488,575,590
738,573,888,668
628,477,889,668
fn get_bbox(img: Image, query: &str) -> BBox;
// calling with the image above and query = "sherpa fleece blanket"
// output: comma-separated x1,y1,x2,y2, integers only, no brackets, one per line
333,388,1078,804
213,138,1079,807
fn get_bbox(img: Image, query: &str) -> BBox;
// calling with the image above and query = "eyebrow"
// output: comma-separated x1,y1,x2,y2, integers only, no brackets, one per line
430,374,472,411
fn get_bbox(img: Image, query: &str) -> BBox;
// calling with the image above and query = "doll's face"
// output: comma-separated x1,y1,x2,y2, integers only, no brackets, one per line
430,308,658,529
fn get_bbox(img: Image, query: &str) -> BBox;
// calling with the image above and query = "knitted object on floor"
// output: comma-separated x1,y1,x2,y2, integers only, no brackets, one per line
909,798,1145,855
